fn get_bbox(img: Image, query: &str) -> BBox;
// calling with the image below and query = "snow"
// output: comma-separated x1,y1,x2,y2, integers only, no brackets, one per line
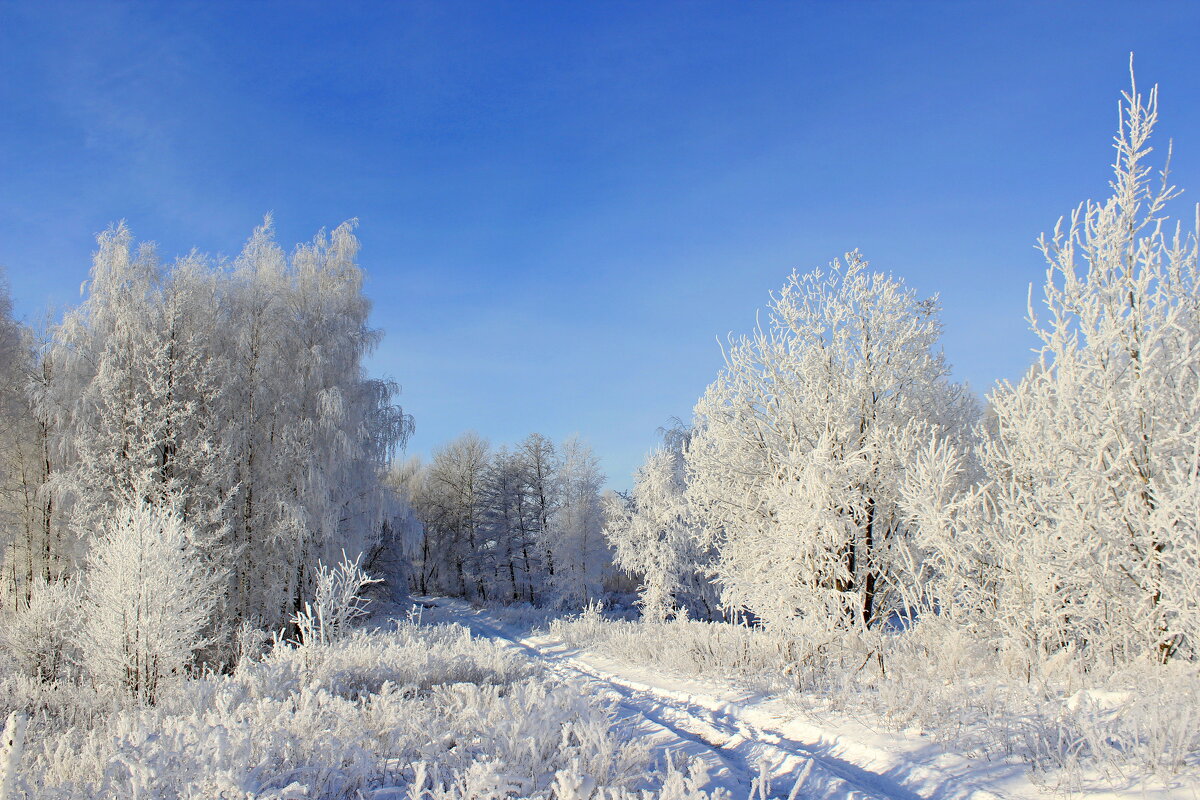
423,598,1199,800
0,64,1198,800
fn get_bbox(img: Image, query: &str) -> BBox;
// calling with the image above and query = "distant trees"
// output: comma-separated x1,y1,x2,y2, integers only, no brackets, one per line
407,432,611,607
0,275,57,607
549,436,609,607
411,432,491,598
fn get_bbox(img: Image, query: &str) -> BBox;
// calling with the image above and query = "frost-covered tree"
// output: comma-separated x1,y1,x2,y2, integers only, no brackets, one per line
520,433,561,588
0,271,23,498
0,277,37,603
962,72,1200,664
0,289,64,609
414,433,491,598
38,218,411,648
686,254,977,631
548,436,610,608
604,426,717,620
480,447,540,602
48,225,170,532
82,502,222,703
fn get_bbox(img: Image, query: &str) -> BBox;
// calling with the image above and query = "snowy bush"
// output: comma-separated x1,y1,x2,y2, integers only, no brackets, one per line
0,579,82,683
0,619,665,800
292,551,382,647
81,502,223,704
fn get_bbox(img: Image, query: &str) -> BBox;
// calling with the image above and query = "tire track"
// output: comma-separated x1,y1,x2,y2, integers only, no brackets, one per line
424,600,941,800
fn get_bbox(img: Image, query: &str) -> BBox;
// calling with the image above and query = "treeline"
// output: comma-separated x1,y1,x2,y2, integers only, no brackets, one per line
2,74,1195,707
393,431,614,608
605,79,1200,669
0,218,410,683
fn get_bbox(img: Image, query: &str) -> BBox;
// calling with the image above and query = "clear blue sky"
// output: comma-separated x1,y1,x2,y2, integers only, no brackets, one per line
2,2,1199,489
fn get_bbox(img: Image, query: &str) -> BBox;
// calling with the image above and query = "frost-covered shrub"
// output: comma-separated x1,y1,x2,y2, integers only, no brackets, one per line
82,502,223,704
550,600,607,646
259,621,533,701
292,552,382,647
0,673,116,754
0,579,82,683
1,621,657,800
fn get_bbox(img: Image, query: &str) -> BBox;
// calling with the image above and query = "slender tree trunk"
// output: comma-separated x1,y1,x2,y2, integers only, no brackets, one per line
862,496,876,627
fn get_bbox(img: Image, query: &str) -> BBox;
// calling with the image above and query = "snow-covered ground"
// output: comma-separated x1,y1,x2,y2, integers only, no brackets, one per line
421,599,1197,800
3,596,1195,799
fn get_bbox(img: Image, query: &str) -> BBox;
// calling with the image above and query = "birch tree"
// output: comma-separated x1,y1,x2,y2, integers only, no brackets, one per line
604,426,718,620
686,254,977,632
81,502,222,704
972,71,1200,664
549,436,609,608
520,433,560,591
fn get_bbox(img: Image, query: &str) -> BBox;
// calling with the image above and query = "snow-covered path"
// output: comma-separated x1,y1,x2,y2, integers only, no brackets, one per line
420,600,1027,800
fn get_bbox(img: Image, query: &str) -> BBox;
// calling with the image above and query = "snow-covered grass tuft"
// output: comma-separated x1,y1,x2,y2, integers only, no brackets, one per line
0,618,722,800
548,607,1200,787
864,617,1200,788
262,620,534,699
549,610,828,695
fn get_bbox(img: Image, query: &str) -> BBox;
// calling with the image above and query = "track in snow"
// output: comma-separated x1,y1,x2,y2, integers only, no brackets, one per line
421,599,1008,800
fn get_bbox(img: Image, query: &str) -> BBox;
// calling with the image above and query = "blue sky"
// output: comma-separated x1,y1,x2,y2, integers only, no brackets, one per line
2,1,1199,488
